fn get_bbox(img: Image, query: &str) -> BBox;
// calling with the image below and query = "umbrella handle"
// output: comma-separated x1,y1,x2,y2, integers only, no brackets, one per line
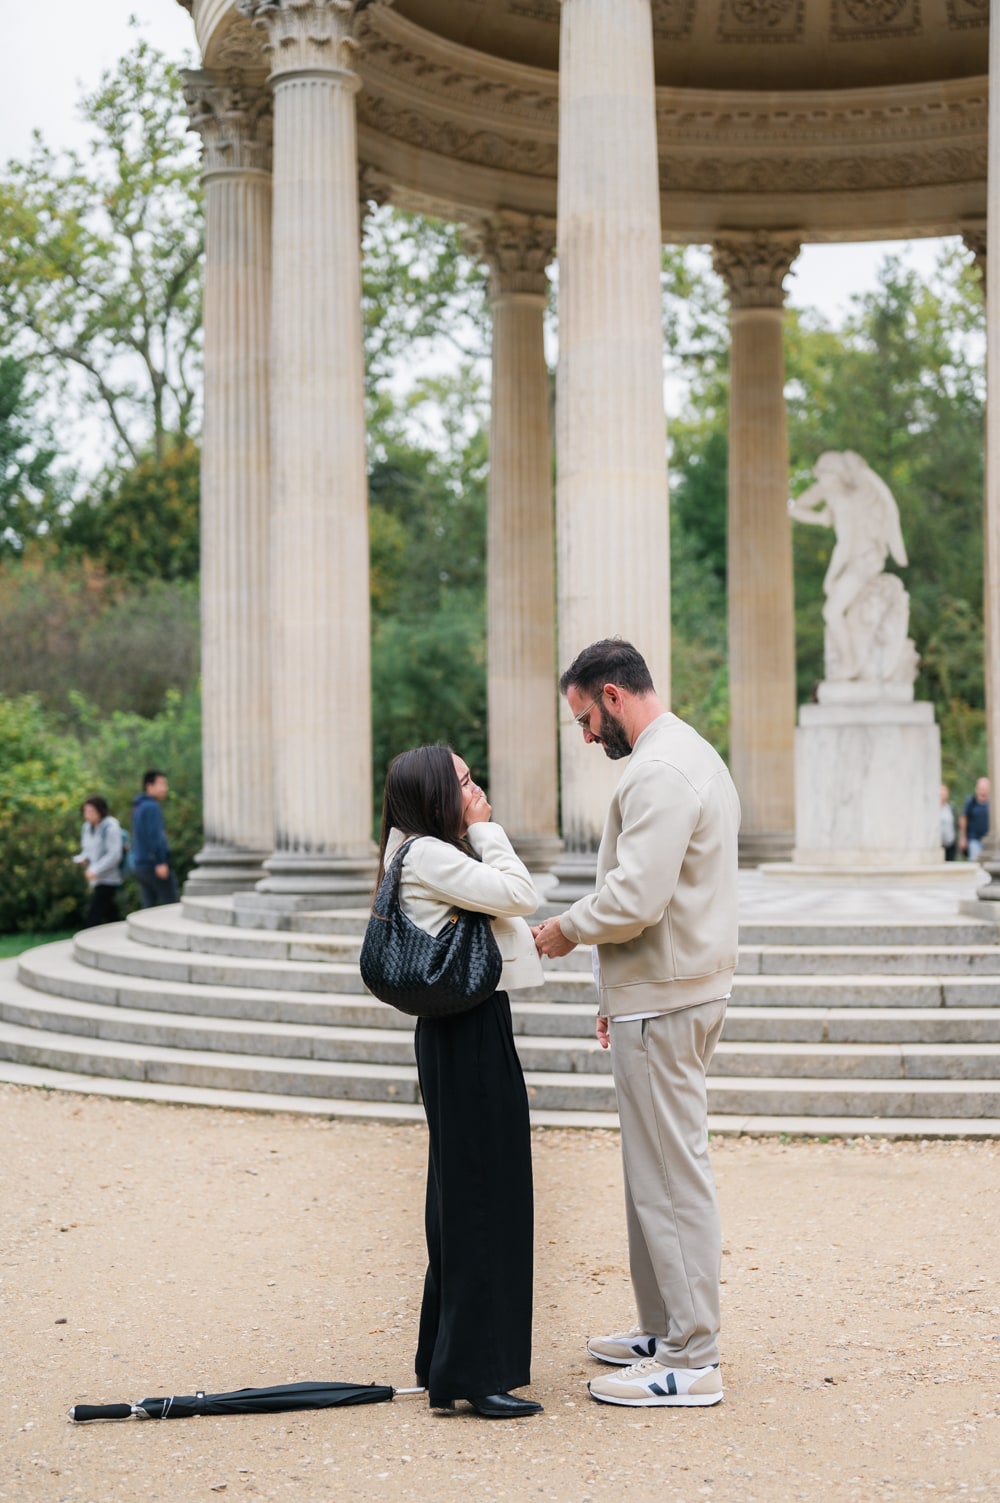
68,1404,137,1422
392,1387,427,1397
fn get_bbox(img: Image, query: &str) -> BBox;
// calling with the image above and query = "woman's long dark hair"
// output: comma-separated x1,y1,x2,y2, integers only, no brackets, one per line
372,744,466,897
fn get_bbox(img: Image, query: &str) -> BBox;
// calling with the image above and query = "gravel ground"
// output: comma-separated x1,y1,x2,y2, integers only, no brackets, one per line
2,1084,998,1503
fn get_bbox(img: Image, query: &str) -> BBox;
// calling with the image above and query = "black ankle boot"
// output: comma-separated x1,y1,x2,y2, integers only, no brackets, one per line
467,1392,543,1419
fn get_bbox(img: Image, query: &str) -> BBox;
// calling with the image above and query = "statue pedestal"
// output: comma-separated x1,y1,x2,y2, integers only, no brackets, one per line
793,696,942,866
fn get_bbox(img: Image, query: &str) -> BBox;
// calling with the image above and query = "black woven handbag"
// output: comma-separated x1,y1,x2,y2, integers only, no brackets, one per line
360,838,503,1019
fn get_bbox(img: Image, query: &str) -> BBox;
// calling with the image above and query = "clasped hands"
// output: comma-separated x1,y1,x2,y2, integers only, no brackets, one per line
531,916,575,959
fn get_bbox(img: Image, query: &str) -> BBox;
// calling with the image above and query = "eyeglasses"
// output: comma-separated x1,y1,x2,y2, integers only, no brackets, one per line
572,692,604,730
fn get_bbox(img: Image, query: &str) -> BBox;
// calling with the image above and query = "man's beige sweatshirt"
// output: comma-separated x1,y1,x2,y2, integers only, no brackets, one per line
559,712,741,1019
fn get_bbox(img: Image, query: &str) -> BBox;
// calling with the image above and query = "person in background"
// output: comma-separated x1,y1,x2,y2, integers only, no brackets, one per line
131,769,178,907
72,797,124,927
959,777,990,862
939,784,957,862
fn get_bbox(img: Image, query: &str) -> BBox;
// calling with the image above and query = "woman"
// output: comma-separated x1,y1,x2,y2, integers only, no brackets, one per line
375,744,544,1419
72,797,124,928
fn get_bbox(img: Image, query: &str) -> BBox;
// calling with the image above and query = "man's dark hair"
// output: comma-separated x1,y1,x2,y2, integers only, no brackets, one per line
142,769,167,790
559,639,655,698
81,796,109,819
372,744,467,898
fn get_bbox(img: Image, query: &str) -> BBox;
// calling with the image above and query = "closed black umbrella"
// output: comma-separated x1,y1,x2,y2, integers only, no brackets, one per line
69,1379,423,1422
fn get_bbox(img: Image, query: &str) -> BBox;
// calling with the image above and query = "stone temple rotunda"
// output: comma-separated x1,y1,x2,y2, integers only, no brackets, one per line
174,0,1000,910
7,0,1000,1134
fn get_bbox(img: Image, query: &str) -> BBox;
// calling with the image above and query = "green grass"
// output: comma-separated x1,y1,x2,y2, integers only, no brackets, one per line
0,931,75,959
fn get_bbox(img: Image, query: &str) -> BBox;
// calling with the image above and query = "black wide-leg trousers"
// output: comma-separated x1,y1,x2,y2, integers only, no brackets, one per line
414,991,534,1407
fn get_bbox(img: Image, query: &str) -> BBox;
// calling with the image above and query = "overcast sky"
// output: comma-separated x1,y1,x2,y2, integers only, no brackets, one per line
0,0,951,325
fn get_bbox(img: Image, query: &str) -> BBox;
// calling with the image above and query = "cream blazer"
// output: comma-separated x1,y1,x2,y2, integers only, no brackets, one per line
384,823,544,992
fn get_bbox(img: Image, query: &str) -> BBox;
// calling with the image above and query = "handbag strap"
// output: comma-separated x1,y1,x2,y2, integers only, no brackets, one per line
374,837,420,919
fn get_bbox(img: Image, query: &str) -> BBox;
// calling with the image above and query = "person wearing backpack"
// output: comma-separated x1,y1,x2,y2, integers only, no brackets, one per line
72,796,125,927
130,769,178,907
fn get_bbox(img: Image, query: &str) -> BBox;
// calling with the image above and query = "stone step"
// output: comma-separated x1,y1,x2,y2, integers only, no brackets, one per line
0,981,611,1075
5,983,1000,1082
66,925,1000,1006
15,949,1000,1047
6,1054,998,1137
182,896,1000,952
16,943,598,1036
720,1005,1000,1044
737,918,1000,947
72,924,597,1002
128,908,362,963
737,945,1000,977
1,1018,998,1117
730,975,1000,1008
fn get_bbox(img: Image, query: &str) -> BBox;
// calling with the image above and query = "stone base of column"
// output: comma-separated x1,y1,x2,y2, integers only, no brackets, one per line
251,852,378,906
959,855,1000,921
545,850,599,904
183,845,270,897
738,830,794,867
509,832,564,876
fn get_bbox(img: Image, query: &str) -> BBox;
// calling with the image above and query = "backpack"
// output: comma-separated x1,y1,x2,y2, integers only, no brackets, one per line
121,828,135,879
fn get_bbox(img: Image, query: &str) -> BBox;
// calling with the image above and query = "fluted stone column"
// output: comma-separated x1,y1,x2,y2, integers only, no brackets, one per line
958,224,1000,910
713,234,800,865
183,72,274,894
466,213,562,874
554,0,671,891
238,0,376,900
969,34,1000,911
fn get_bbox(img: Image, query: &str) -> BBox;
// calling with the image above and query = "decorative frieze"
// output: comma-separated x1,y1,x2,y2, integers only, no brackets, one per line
713,233,799,309
947,0,988,26
666,145,986,195
718,0,805,43
464,212,556,298
510,0,695,34
830,0,921,40
183,71,273,176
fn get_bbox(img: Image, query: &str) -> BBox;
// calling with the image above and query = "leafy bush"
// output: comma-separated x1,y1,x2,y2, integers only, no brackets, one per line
0,696,90,932
0,687,203,933
0,548,199,719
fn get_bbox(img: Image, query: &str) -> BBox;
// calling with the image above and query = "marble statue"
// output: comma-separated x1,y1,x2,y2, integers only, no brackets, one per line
788,450,918,687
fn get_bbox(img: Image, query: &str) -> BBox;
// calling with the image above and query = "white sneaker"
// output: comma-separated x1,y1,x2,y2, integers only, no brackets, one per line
588,1357,723,1408
586,1326,658,1365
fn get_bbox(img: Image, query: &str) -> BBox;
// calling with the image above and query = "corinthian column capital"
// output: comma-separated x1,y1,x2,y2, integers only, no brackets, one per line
183,71,273,176
713,232,800,311
464,212,556,300
236,0,389,80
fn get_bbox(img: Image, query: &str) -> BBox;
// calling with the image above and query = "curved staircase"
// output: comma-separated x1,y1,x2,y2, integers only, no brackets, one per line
2,880,1000,1136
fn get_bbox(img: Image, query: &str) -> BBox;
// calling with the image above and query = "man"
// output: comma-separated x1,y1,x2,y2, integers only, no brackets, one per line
959,777,990,862
534,639,740,1409
131,769,178,907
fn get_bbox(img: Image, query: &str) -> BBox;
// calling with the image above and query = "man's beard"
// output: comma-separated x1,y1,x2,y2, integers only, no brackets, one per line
595,704,632,760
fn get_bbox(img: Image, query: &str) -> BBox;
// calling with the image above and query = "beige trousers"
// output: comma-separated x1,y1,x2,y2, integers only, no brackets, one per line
609,998,727,1369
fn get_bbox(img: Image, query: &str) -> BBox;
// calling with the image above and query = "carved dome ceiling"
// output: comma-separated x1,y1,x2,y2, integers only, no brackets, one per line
395,0,987,91
193,0,989,241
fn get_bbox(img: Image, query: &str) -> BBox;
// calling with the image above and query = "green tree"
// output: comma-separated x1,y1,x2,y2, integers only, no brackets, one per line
61,438,200,583
0,353,64,557
0,548,199,719
0,34,203,467
362,207,489,397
